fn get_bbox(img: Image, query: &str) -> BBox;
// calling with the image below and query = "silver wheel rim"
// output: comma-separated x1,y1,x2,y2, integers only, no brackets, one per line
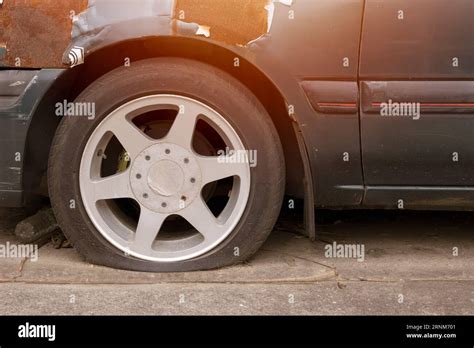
79,95,251,262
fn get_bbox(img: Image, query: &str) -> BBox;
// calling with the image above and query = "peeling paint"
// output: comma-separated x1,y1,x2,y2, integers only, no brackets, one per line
195,25,211,38
62,0,178,66
265,0,293,33
0,0,293,68
245,0,294,46
174,0,269,45
175,0,293,45
0,0,88,68
60,0,283,66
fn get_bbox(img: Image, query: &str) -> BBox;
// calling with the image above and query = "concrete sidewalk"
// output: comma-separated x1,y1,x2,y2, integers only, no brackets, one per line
0,208,473,315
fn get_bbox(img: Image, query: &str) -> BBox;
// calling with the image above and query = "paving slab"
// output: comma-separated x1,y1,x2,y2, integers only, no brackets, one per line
2,208,474,315
0,280,472,315
17,231,335,284
2,209,474,284
274,210,474,281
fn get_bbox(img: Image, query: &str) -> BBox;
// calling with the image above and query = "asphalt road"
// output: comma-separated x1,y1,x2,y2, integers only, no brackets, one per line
0,207,473,315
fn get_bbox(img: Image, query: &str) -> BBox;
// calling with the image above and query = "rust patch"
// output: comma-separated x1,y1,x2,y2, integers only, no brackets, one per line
174,0,269,46
0,0,87,68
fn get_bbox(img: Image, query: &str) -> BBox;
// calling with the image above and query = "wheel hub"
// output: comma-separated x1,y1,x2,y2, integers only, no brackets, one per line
130,143,202,214
147,160,184,197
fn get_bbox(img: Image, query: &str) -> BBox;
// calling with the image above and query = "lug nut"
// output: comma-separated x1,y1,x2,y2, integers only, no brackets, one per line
161,202,167,208
190,178,196,184
145,155,151,161
181,196,187,201
136,174,142,179
184,158,189,164
143,193,149,199
165,149,171,155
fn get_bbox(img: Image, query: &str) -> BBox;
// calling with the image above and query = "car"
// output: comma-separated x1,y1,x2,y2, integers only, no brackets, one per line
0,0,473,271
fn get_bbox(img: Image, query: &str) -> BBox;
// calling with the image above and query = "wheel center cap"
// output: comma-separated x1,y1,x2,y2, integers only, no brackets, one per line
130,143,202,214
147,160,184,197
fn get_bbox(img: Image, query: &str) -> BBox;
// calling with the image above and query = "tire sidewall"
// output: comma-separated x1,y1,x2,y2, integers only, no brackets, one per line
49,58,284,272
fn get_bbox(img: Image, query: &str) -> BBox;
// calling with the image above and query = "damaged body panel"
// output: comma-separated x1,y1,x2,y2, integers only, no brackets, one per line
0,0,366,211
2,0,472,213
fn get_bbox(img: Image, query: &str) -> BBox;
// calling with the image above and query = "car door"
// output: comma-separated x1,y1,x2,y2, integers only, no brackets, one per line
359,0,474,195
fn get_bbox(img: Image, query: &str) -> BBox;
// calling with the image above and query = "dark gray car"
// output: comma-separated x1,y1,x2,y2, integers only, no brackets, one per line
0,0,473,271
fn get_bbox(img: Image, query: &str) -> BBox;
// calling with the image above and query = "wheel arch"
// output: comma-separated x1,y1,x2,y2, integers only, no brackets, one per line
25,36,307,206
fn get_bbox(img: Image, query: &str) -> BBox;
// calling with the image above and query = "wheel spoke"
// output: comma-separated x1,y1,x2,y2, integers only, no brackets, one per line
130,207,168,254
89,171,132,201
180,197,223,242
80,95,252,262
198,155,248,185
106,115,154,159
164,101,201,149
